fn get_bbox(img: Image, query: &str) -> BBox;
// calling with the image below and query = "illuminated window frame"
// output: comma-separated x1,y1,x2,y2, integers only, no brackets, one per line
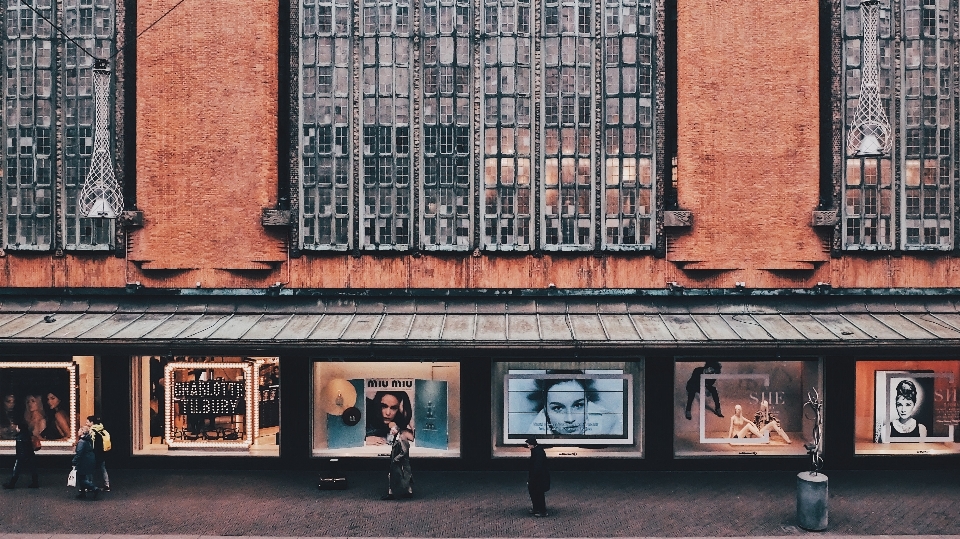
0,361,78,449
163,361,260,450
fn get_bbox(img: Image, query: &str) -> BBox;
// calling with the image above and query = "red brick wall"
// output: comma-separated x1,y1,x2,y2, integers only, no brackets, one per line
4,0,960,290
130,0,286,272
670,0,827,271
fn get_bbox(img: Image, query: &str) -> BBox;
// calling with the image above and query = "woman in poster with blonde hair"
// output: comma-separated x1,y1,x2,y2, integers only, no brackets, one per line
22,395,45,440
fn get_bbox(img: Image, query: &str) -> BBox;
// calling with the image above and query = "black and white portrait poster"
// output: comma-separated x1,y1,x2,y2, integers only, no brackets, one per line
504,370,632,445
874,371,944,443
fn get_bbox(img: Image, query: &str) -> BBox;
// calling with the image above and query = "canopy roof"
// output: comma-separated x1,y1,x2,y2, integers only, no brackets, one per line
1,293,959,349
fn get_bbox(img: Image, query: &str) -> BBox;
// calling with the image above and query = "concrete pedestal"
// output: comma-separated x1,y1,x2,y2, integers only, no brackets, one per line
796,471,828,531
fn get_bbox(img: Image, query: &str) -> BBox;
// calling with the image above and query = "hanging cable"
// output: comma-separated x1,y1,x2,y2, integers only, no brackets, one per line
19,0,193,61
132,0,190,45
19,1,95,59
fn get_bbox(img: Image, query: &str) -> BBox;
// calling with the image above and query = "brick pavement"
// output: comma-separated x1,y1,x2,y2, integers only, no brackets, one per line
0,469,958,537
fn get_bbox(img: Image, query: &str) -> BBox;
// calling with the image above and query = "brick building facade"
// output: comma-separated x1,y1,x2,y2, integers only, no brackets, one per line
0,0,958,471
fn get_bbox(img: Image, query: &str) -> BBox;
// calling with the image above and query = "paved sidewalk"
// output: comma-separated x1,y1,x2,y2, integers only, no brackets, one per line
0,469,958,537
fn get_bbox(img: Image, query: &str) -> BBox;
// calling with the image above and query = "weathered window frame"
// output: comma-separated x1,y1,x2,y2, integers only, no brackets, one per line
839,0,956,251
358,0,414,250
539,0,596,251
1,0,117,252
420,0,473,251
300,0,353,250
295,0,663,253
481,0,535,251
600,0,656,251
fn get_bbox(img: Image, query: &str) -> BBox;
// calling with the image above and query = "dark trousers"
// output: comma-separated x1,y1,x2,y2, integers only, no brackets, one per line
685,385,721,413
78,473,97,492
528,484,546,513
9,455,38,486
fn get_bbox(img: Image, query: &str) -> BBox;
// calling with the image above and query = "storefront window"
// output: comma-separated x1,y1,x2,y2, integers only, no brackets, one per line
0,358,94,454
312,361,461,457
492,361,644,458
855,360,960,456
673,358,822,457
132,356,280,456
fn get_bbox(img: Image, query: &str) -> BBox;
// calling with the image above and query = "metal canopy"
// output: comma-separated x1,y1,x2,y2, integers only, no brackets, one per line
1,294,960,349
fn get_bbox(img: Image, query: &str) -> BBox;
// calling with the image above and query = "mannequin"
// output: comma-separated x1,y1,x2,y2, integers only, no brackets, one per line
728,404,763,439
754,400,791,443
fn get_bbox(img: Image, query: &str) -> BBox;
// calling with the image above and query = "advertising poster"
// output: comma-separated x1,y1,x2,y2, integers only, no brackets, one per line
0,362,77,446
673,358,822,457
323,377,449,451
855,360,960,455
504,370,632,445
313,361,460,457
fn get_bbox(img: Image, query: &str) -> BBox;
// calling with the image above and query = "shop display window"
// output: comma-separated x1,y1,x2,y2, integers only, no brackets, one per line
492,361,644,458
0,358,94,454
673,358,823,457
132,356,280,456
855,360,960,456
312,361,461,457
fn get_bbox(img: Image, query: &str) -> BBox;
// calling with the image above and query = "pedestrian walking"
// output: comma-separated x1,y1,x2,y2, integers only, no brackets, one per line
86,415,111,492
71,425,100,499
2,421,39,489
525,437,550,517
381,422,414,500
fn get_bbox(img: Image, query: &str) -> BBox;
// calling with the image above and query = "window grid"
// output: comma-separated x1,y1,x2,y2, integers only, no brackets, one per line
421,0,472,249
540,0,594,249
3,0,115,251
601,0,654,249
842,0,955,250
4,1,54,249
481,0,534,249
63,0,114,250
360,0,413,249
301,0,352,249
901,0,953,248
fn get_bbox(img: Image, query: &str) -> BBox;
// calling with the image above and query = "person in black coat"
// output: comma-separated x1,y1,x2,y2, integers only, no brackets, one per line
71,426,100,499
2,421,38,489
525,437,550,517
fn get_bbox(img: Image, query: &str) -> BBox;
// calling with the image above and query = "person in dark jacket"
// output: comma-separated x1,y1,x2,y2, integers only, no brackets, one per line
525,437,550,517
381,422,414,500
71,426,100,499
2,421,39,489
86,416,111,492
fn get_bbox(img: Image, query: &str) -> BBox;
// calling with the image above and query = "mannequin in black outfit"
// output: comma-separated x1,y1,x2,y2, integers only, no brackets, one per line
685,361,723,420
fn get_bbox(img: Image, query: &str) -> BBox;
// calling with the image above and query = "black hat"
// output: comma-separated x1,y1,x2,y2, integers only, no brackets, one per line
524,437,538,446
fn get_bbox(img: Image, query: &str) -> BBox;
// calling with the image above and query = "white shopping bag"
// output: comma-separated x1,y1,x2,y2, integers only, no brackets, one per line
67,467,77,487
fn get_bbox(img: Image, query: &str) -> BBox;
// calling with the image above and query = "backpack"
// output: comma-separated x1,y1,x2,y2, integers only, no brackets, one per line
91,425,111,452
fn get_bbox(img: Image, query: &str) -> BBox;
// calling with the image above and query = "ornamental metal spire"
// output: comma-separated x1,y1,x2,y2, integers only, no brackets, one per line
847,0,892,156
78,59,123,219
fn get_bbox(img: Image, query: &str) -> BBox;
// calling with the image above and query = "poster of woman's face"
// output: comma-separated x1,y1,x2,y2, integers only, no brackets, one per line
0,364,75,443
365,381,415,445
874,371,937,442
505,370,631,444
